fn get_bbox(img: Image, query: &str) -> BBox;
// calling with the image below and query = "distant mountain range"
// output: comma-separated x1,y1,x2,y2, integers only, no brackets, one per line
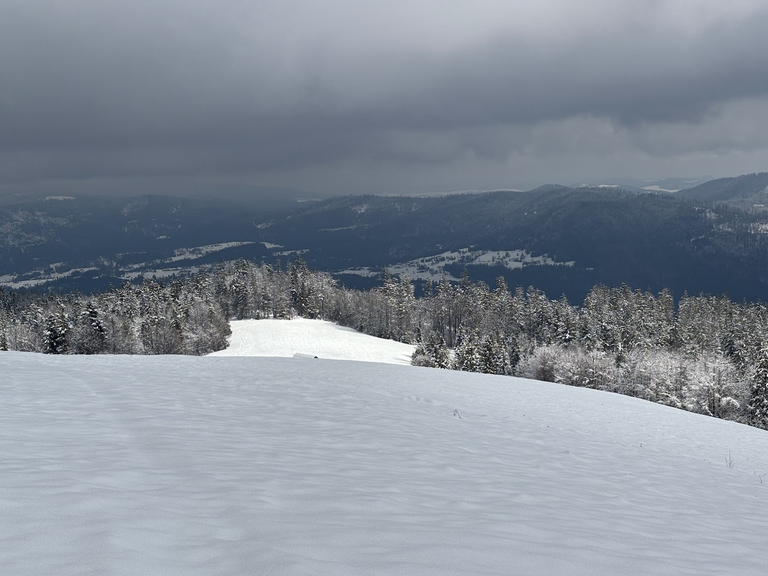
2,173,768,302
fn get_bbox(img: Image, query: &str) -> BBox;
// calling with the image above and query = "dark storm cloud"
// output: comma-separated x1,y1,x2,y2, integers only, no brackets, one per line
2,0,768,193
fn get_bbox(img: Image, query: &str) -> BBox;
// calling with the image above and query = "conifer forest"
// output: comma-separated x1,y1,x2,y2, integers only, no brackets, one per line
2,258,768,430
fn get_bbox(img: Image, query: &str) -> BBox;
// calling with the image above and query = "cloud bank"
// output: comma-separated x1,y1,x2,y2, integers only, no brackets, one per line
2,0,768,195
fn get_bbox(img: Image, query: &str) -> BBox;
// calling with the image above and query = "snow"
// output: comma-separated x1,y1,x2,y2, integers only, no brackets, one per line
0,242,258,288
2,349,768,575
643,185,680,193
118,242,257,280
274,248,309,257
209,318,416,365
338,248,574,283
165,242,256,263
121,266,201,281
0,266,99,289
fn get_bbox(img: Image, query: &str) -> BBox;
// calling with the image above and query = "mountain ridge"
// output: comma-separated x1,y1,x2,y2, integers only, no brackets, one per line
3,176,768,302
676,172,768,206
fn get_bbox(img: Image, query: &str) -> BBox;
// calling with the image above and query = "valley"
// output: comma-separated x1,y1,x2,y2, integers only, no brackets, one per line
3,173,768,303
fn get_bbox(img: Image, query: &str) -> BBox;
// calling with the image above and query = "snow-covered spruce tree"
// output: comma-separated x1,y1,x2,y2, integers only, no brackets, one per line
720,328,745,374
264,261,293,318
290,257,320,318
44,306,70,355
522,287,555,346
580,284,612,352
479,331,513,375
381,272,416,343
227,258,253,320
184,300,230,355
411,331,451,369
181,293,231,355
579,284,671,354
98,288,139,354
481,277,513,336
454,330,482,372
429,331,452,369
552,296,578,346
411,341,434,367
0,316,7,351
655,287,677,349
676,294,734,357
0,308,10,351
749,343,768,429
68,300,107,354
425,274,484,348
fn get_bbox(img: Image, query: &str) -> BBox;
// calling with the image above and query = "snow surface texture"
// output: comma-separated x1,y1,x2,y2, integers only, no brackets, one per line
2,352,768,575
208,318,416,365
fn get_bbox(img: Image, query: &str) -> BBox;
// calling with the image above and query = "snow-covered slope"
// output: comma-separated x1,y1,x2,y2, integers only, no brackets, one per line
208,318,416,365
2,352,768,575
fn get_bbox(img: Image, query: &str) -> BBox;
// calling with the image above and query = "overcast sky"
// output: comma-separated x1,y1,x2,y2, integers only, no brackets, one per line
2,0,768,197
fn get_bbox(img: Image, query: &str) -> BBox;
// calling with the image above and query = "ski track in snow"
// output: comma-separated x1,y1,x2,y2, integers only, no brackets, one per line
208,318,416,365
1,351,768,575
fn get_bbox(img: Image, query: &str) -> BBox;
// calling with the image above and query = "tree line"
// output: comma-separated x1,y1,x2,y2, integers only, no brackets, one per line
1,258,767,430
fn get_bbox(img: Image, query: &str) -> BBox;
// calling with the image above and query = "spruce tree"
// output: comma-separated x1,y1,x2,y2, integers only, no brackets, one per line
479,332,512,375
411,331,450,369
44,307,70,354
749,343,768,429
455,330,482,372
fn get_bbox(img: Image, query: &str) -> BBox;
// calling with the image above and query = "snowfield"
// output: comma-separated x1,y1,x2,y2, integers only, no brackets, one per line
2,351,768,575
208,318,416,365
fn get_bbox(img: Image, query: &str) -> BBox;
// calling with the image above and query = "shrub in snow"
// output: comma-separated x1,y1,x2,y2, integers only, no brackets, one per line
411,346,436,368
516,345,749,423
516,345,559,383
614,350,684,402
554,348,613,390
682,355,746,421
8,318,43,352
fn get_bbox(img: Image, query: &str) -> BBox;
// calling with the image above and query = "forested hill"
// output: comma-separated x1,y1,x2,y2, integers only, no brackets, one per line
257,187,768,303
675,172,768,206
0,192,301,292
4,182,768,302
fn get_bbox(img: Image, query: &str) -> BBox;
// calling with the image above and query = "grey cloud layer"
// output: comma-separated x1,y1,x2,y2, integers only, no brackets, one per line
2,0,768,191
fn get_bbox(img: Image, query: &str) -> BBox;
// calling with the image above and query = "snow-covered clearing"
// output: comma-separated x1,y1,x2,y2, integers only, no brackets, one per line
120,266,202,281
2,351,768,575
338,247,574,282
209,318,416,365
117,242,257,281
0,266,99,289
643,185,680,193
165,242,256,263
